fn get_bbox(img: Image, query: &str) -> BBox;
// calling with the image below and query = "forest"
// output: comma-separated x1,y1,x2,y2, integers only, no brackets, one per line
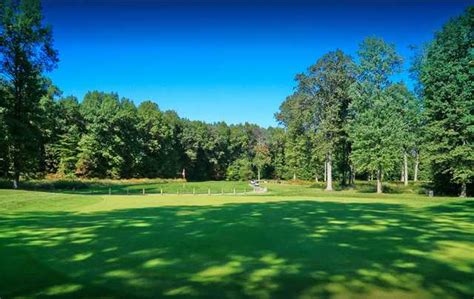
0,2,472,196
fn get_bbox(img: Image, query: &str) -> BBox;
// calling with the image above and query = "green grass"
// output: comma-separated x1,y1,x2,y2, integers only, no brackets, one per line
0,183,473,299
0,179,254,195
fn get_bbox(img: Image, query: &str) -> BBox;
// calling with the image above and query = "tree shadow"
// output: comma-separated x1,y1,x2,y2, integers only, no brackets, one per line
1,200,473,298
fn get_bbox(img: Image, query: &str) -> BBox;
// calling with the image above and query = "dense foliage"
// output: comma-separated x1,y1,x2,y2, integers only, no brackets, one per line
0,1,471,196
418,7,473,197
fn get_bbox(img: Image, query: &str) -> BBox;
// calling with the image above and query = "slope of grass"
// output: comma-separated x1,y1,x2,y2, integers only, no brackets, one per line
0,186,473,299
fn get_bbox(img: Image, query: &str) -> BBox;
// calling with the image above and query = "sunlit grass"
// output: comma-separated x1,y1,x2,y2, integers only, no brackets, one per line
0,185,473,298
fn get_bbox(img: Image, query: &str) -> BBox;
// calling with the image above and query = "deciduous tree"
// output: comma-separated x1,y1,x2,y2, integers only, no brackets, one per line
419,8,473,197
0,0,58,187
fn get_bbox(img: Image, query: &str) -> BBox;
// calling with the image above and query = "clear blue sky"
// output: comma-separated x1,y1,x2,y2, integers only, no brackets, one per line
42,0,471,127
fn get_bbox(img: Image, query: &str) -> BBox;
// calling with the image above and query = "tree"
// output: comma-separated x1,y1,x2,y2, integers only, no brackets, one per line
276,92,315,180
409,45,430,183
0,102,7,178
419,8,473,197
226,157,253,181
38,81,62,174
0,0,58,187
348,37,404,193
54,96,84,176
358,37,403,89
209,122,232,180
180,120,209,180
389,83,422,186
76,92,136,178
267,127,287,180
296,50,356,190
0,80,8,177
253,143,271,181
277,50,356,187
137,101,169,178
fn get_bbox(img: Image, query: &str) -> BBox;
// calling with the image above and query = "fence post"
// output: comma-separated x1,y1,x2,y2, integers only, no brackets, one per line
109,187,111,195
233,188,236,195
142,188,145,195
221,188,224,195
160,188,163,195
193,188,195,195
208,188,211,195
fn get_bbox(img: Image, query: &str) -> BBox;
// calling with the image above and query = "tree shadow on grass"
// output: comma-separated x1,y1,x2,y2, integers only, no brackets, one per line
0,200,473,298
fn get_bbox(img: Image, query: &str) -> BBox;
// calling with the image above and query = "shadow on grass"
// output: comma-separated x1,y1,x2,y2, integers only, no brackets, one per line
1,200,473,298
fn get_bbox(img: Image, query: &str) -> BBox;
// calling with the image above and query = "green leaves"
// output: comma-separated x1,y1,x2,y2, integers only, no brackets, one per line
419,7,473,195
277,50,355,181
357,37,403,89
348,87,407,174
0,0,58,184
348,38,415,192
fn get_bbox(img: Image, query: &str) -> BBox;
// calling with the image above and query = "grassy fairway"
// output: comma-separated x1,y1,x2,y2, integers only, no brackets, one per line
0,185,473,298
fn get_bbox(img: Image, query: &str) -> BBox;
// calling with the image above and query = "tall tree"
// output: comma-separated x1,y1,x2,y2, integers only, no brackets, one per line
389,83,422,186
0,80,8,177
253,143,271,181
0,0,58,187
38,81,62,174
276,92,315,180
419,8,473,197
348,37,404,193
76,92,135,178
267,127,287,180
296,50,356,190
54,96,84,176
0,109,7,178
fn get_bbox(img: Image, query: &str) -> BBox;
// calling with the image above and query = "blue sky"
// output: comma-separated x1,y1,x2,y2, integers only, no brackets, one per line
42,0,471,127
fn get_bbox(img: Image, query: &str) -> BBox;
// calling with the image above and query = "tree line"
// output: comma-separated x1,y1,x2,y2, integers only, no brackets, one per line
0,1,472,196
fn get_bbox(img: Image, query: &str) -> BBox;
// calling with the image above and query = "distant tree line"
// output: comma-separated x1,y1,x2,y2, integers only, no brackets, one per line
0,1,472,196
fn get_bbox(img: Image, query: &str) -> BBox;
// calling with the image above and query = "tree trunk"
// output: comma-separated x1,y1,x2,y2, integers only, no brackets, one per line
315,175,318,182
376,168,383,194
325,154,333,191
13,170,19,189
324,161,327,182
403,152,408,186
12,151,20,189
257,168,261,181
350,164,355,185
414,153,419,182
460,182,467,198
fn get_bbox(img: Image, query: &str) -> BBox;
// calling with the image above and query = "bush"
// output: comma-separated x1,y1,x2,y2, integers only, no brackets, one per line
226,158,254,181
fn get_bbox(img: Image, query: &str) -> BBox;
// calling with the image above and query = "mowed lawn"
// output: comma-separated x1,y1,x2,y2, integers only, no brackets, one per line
0,186,473,299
